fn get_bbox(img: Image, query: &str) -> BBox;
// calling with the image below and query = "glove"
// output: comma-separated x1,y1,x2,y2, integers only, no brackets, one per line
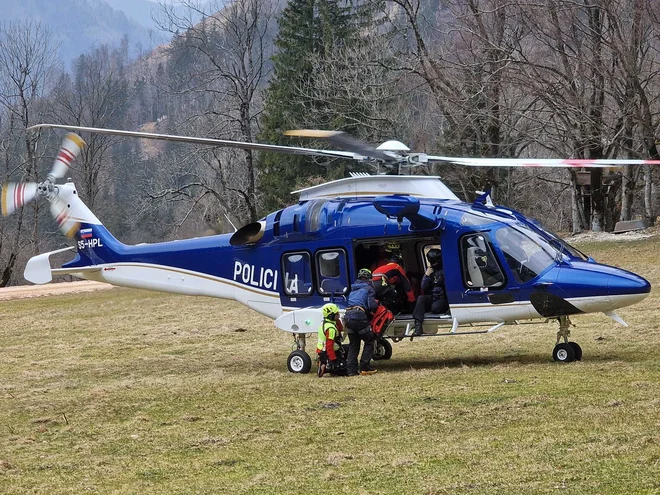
328,359,338,370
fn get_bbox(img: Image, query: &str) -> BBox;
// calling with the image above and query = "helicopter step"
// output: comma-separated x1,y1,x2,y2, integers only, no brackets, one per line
382,313,503,339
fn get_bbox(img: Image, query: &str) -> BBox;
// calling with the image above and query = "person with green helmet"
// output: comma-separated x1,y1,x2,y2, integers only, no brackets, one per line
316,303,345,377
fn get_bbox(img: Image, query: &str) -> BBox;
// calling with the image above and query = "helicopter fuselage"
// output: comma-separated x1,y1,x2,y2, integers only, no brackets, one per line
46,179,649,331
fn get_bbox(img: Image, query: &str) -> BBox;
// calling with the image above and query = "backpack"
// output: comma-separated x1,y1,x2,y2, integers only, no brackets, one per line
370,304,394,336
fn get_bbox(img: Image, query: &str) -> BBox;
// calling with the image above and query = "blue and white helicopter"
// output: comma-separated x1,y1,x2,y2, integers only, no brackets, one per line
2,124,655,373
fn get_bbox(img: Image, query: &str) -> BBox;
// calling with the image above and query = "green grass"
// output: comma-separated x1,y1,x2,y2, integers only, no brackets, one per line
1,239,659,494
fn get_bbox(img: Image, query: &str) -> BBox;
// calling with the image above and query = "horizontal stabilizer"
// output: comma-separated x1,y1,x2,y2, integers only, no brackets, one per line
24,247,101,285
24,247,76,284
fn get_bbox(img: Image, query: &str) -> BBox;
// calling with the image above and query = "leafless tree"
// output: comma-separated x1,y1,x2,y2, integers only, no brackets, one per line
603,0,660,224
0,20,58,286
151,0,277,229
382,0,536,203
47,41,132,210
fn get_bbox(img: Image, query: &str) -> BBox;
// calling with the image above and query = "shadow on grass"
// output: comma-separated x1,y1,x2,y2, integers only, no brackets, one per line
374,348,643,373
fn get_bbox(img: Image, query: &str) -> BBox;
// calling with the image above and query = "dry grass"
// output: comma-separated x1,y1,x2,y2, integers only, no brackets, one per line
1,239,659,494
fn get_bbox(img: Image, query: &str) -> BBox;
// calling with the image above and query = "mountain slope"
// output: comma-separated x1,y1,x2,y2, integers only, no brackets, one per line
3,0,168,66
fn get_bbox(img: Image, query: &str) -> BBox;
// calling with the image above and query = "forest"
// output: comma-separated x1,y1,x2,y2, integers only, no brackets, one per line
1,0,660,286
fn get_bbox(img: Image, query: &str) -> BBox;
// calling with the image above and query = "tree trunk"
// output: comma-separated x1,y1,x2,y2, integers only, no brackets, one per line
620,165,633,221
570,172,586,234
644,166,654,225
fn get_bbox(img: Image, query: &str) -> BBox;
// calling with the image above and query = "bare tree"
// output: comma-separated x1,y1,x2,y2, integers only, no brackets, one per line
382,0,535,203
48,42,131,210
0,20,58,286
152,0,277,228
604,0,660,224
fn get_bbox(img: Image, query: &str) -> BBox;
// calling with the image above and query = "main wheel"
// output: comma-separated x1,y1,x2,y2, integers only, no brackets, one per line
373,339,393,360
568,342,582,361
552,343,576,363
287,350,312,373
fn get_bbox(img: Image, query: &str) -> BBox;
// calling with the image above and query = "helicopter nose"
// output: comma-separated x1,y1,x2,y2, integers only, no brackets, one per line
607,270,651,308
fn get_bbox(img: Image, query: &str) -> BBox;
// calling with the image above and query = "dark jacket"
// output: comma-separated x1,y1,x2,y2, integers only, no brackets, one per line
347,281,379,314
421,269,446,301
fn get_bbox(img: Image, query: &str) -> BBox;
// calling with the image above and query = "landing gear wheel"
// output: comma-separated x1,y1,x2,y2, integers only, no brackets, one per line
552,343,576,363
568,342,582,361
287,350,312,373
373,339,392,360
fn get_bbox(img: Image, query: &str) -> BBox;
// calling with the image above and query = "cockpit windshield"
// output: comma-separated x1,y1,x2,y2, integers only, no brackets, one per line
495,225,558,283
528,223,589,261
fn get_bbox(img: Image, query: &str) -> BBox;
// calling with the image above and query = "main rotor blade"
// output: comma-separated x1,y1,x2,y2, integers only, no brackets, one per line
284,129,398,162
426,156,660,167
28,124,357,161
49,133,86,180
1,182,38,216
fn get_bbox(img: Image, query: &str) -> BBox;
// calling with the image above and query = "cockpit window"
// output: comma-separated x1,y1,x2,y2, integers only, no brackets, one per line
495,226,555,283
461,234,505,288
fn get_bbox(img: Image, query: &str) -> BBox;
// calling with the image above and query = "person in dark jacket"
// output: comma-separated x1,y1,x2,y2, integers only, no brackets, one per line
412,249,448,336
344,268,379,376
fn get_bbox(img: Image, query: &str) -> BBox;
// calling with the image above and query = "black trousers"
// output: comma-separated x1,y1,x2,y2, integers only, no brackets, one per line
413,295,448,323
346,330,375,375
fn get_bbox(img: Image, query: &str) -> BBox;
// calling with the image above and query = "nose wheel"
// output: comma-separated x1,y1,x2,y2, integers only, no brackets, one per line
552,316,582,363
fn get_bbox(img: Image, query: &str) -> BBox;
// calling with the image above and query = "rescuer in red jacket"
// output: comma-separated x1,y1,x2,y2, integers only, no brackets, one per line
373,254,415,313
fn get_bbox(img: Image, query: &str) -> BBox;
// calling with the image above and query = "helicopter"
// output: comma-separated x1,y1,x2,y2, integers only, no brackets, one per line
1,124,655,373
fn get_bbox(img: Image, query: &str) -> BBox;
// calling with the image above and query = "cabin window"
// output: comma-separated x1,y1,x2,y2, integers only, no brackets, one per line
495,227,555,283
282,251,314,296
460,234,505,288
316,249,349,295
422,244,441,269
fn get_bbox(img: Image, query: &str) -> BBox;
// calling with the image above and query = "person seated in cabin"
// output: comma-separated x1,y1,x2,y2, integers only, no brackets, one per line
372,251,416,314
316,303,346,377
473,248,504,287
412,248,448,336
344,268,380,376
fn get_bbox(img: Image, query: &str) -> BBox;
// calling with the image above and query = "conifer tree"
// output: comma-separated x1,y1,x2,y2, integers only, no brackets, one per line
257,0,372,211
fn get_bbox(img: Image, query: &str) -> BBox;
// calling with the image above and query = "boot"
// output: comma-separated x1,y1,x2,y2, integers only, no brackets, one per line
413,320,423,337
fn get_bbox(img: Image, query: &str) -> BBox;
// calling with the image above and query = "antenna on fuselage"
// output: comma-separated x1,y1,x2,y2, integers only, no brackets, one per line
224,213,238,233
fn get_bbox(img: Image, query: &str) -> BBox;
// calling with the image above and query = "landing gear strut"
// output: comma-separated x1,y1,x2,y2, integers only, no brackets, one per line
552,316,582,363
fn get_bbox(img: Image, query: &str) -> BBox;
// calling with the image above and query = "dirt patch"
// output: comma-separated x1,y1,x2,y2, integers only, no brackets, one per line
567,226,660,244
0,281,114,301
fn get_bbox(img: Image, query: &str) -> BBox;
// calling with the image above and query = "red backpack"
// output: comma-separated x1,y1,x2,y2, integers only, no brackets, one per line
371,304,394,335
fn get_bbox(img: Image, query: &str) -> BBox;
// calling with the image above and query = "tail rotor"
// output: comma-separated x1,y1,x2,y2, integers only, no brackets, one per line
1,132,86,237
1,182,38,216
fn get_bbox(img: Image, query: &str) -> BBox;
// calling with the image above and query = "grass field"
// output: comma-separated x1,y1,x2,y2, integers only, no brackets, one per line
1,238,659,494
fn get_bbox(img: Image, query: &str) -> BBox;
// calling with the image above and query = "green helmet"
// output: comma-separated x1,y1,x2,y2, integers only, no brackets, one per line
358,268,372,280
385,242,400,252
322,303,340,319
